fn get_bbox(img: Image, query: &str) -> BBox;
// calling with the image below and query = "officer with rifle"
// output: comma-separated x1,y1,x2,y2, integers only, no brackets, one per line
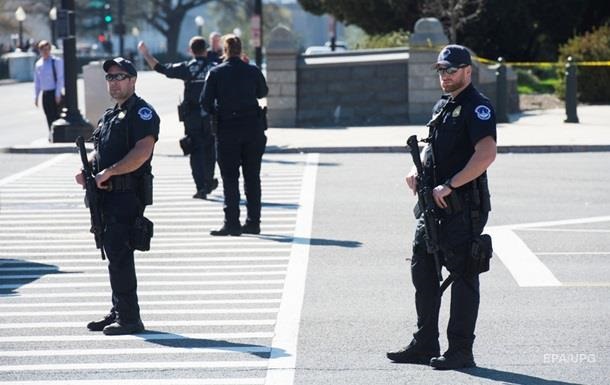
75,57,158,335
387,45,496,369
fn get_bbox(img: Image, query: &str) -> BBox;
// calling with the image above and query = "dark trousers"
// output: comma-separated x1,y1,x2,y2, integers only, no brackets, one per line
216,122,266,227
184,112,216,192
102,191,142,324
410,205,488,352
42,90,60,129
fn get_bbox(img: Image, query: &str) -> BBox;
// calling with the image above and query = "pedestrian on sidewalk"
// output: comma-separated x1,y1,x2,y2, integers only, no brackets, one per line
201,34,268,236
138,36,218,199
75,57,159,335
387,44,497,369
33,40,64,132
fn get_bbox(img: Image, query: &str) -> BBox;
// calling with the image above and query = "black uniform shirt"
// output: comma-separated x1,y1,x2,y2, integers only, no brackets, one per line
154,57,215,106
206,50,222,64
93,93,160,175
201,57,268,116
427,83,496,183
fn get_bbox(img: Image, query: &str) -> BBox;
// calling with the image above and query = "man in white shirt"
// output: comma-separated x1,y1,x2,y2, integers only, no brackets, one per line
34,40,64,131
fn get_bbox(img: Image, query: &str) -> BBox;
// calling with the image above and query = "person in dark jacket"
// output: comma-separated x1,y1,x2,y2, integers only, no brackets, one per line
75,57,159,335
138,36,218,199
387,45,497,369
201,34,268,236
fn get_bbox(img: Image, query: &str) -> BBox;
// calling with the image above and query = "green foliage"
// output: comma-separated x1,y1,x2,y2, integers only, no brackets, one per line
350,30,409,49
516,68,560,94
298,0,610,61
558,25,610,103
297,0,421,35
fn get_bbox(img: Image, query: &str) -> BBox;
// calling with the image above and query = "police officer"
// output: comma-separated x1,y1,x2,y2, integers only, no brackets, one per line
75,57,159,335
387,45,497,369
207,31,223,64
138,37,217,199
201,34,268,236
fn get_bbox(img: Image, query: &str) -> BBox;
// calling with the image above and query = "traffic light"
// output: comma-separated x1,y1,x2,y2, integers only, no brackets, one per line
103,2,112,24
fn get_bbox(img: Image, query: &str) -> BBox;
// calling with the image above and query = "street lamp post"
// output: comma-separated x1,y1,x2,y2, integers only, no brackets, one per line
15,6,26,51
117,0,125,56
195,16,205,37
50,0,93,142
49,6,57,47
132,27,142,69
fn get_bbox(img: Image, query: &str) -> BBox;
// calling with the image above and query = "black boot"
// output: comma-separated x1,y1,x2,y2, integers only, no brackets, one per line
430,349,476,370
102,320,145,335
206,178,219,194
241,221,261,235
192,189,207,200
210,224,242,236
87,313,116,332
386,340,440,364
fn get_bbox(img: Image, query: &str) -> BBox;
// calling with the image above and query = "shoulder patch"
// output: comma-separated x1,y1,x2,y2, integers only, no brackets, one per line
474,105,491,121
138,107,153,121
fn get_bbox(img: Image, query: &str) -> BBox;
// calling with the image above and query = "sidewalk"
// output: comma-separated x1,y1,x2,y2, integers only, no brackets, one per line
4,105,610,155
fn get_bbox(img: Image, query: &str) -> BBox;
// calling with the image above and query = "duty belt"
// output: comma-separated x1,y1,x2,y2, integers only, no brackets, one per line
108,175,137,192
219,108,260,121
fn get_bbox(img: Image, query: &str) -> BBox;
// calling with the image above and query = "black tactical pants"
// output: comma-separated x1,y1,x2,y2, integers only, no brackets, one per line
102,191,142,324
216,119,266,228
184,112,216,192
410,204,488,352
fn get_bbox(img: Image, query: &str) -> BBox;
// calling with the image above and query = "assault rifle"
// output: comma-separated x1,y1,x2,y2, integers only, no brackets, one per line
406,135,442,281
76,136,105,260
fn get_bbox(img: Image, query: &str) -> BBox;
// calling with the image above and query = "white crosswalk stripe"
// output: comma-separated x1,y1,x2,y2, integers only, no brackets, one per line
0,153,319,385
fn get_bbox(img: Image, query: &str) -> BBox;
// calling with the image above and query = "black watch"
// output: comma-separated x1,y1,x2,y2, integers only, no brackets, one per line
444,179,457,190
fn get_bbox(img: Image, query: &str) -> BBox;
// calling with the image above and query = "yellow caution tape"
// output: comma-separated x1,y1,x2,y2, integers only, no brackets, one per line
577,61,610,66
474,56,610,67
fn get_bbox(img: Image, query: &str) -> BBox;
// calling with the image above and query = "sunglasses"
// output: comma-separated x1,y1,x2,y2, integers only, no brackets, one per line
105,73,133,81
436,64,468,75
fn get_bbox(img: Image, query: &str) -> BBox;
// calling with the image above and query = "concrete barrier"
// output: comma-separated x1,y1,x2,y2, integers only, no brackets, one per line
3,50,36,82
82,61,113,125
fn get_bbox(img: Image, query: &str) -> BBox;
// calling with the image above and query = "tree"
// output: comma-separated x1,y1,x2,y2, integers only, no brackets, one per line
421,0,484,43
143,0,226,60
297,0,422,35
207,0,291,57
297,0,610,61
459,0,604,61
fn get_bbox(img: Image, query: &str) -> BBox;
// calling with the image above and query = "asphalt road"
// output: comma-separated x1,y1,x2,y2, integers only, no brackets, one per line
1,152,608,384
297,153,609,385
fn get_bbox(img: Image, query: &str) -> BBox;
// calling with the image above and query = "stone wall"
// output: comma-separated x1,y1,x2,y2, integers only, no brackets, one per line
265,19,519,128
297,49,409,127
266,26,298,127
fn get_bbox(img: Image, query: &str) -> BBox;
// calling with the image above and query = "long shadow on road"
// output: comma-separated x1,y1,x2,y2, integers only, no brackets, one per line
140,330,288,359
256,234,362,248
0,258,68,296
461,367,584,385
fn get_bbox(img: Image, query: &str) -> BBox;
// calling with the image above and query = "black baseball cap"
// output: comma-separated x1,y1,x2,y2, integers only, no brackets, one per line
433,44,472,68
103,57,137,77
